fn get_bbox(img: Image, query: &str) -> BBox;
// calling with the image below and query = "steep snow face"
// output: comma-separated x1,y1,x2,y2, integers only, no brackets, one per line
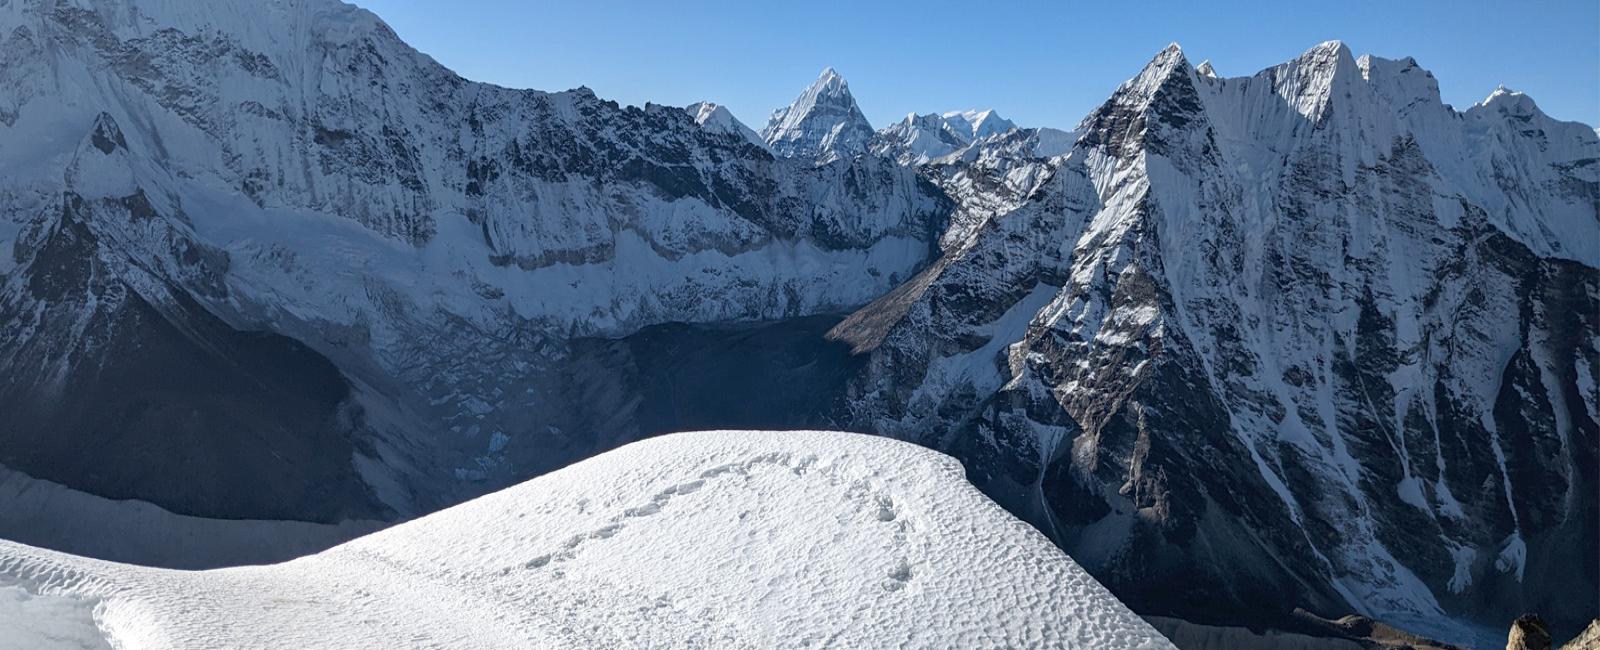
762,68,877,163
0,431,1176,650
833,41,1598,641
0,0,947,520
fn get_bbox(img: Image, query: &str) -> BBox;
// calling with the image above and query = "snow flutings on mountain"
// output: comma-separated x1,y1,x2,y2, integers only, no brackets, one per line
0,431,1176,650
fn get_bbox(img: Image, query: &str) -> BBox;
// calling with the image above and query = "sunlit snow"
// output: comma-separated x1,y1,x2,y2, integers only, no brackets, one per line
0,431,1174,649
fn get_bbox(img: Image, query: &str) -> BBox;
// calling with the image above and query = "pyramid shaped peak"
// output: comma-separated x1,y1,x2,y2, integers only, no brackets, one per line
1118,42,1195,100
811,67,850,93
1148,42,1192,72
762,66,874,161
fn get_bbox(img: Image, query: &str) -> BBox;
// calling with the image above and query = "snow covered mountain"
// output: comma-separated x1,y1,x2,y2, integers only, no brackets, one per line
761,67,877,163
0,0,946,522
0,0,1594,645
944,109,1018,141
872,109,1019,165
871,110,1080,167
830,41,1598,643
0,430,1176,649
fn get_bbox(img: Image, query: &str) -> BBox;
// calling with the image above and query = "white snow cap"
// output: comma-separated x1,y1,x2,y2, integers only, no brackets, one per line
0,431,1176,649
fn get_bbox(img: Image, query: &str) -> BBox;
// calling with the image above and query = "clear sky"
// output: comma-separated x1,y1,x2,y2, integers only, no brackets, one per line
350,0,1597,131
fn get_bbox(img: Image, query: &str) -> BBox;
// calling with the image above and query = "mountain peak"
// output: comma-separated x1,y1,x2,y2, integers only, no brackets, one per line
1291,39,1358,76
1308,39,1351,56
1267,39,1363,121
801,67,852,99
941,109,1017,140
871,109,1020,165
686,101,766,150
1117,42,1195,103
1476,85,1549,120
762,67,875,162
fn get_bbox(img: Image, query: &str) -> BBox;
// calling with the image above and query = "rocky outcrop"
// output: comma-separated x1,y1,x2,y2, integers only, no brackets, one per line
1562,621,1600,650
1510,615,1554,650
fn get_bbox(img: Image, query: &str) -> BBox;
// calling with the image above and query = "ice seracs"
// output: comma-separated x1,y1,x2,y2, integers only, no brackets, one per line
761,67,877,162
0,431,1176,650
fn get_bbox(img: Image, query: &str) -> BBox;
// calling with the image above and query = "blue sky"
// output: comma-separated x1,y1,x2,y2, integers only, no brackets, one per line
351,0,1597,131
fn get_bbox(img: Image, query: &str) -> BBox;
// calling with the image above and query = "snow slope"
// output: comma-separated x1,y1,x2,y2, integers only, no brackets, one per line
0,465,381,569
0,431,1174,650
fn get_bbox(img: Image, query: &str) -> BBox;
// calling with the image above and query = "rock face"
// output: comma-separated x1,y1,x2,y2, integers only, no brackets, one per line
761,68,877,163
830,42,1598,641
0,1,1594,644
1510,614,1554,650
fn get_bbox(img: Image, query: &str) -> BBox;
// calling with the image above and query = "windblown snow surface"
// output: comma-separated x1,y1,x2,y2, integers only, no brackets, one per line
0,431,1174,649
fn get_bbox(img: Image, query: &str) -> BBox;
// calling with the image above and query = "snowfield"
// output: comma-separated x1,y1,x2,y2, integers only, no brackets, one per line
0,431,1173,649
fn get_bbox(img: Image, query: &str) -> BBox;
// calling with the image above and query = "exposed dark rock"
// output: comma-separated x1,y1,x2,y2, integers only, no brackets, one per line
1510,614,1554,650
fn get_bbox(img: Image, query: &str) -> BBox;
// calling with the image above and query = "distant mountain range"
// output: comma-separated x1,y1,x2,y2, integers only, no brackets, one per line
0,0,1593,644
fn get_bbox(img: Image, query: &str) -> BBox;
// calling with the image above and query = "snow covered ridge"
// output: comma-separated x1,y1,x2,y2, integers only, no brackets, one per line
0,431,1175,649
